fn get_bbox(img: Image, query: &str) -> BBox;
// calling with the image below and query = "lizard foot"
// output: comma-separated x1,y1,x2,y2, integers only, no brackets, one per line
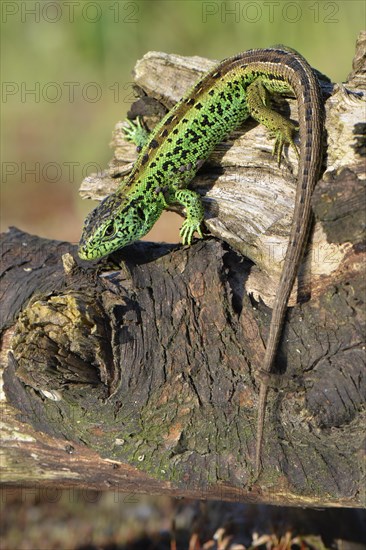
123,117,150,149
180,219,203,246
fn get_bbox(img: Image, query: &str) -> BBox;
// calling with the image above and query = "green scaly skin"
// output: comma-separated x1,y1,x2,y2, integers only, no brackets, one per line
78,49,300,261
78,47,324,477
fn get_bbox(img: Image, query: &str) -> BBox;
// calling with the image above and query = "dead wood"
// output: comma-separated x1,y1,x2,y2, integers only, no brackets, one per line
1,32,365,507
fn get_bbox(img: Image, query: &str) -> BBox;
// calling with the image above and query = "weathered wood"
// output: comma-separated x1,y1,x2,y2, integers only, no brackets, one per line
1,32,365,506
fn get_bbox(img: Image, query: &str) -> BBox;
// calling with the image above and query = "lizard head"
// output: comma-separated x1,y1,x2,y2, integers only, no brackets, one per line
78,191,162,260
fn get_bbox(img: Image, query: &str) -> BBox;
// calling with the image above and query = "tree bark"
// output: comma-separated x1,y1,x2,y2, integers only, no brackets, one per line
1,32,365,507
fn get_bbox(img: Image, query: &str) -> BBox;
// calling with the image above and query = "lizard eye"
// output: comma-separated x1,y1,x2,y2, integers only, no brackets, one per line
104,222,116,238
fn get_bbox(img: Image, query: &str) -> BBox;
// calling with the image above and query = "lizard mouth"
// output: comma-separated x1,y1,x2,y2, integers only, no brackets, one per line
77,245,94,261
77,242,107,261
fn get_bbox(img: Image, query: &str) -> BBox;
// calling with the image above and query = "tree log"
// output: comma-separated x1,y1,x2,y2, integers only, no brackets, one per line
1,32,365,507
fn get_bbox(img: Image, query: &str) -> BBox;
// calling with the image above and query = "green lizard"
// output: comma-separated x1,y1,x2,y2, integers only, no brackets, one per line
78,47,324,476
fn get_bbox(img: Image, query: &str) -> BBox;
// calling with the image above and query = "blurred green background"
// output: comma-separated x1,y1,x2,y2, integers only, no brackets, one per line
1,0,364,245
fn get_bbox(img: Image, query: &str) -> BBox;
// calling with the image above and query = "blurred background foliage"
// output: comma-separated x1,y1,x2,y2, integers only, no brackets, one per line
1,0,364,244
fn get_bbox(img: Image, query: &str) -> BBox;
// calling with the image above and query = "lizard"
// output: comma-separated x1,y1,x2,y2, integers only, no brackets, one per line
78,47,324,477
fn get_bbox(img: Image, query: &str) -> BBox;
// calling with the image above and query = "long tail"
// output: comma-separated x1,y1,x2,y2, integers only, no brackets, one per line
251,48,324,476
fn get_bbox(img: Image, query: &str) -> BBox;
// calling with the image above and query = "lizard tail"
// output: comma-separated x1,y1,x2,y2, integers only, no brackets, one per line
255,383,269,476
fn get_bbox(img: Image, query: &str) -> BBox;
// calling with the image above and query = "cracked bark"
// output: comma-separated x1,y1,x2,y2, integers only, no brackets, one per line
1,32,365,506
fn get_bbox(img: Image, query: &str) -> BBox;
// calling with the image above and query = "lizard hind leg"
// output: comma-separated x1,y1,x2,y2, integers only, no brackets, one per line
246,79,299,165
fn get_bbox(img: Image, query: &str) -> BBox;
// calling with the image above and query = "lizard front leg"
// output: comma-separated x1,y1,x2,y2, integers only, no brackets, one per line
123,117,150,149
167,188,205,246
